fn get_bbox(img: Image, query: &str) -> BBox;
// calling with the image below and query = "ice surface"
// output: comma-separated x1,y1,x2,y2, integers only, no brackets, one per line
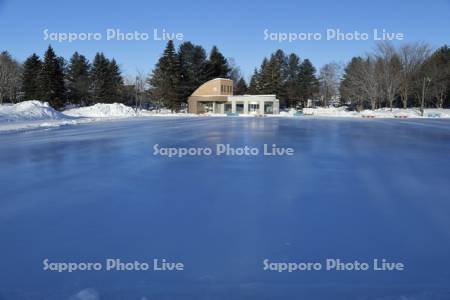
0,117,449,299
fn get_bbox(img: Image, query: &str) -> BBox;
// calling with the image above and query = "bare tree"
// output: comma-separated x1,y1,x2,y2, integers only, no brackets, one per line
375,42,402,111
0,51,22,104
359,57,381,109
340,57,381,110
319,62,342,106
228,57,242,91
134,70,147,111
398,43,431,108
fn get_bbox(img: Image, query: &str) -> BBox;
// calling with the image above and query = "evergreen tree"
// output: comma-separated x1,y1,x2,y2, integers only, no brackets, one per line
206,46,230,79
339,57,366,109
258,57,272,93
67,52,91,105
422,45,450,108
285,53,302,108
298,59,319,108
235,77,248,95
107,58,123,103
178,42,209,102
90,53,123,103
148,40,182,111
192,45,209,83
256,50,288,105
22,54,42,100
248,69,261,94
38,46,66,108
90,52,110,103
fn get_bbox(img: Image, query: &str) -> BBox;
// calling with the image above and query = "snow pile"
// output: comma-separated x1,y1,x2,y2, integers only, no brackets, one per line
362,108,420,118
64,103,138,118
302,106,359,117
423,109,450,118
0,100,90,132
0,100,66,122
297,106,450,118
140,108,198,117
361,108,450,118
279,108,298,117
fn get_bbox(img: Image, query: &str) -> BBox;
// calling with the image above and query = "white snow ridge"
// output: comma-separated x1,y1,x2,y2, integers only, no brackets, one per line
0,100,66,122
64,103,138,118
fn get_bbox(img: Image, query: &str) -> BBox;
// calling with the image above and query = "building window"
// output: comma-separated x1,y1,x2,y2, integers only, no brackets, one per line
248,103,259,113
236,103,244,113
264,102,273,114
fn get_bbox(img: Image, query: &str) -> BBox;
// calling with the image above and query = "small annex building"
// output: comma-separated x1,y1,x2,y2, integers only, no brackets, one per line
187,78,279,115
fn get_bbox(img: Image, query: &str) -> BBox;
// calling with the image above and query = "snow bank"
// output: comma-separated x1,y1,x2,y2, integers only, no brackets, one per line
279,108,298,117
140,109,198,117
302,106,359,117
360,108,419,118
64,103,138,118
423,109,450,118
0,100,92,132
0,100,66,122
296,106,450,119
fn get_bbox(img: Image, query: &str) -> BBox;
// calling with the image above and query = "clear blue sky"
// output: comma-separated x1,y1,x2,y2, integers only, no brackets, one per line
1,0,449,80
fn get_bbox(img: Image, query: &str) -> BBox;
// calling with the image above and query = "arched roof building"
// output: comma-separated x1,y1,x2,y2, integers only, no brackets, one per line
188,78,279,115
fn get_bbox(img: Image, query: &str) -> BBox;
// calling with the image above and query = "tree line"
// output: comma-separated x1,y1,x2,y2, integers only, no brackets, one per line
248,50,319,108
1,41,449,111
148,40,247,111
1,46,123,109
340,42,450,111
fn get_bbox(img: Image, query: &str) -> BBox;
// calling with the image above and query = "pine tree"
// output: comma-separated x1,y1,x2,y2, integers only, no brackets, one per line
178,42,209,102
248,69,261,94
148,40,182,111
22,54,42,100
90,52,110,103
422,45,450,108
268,50,288,102
235,77,248,95
258,57,272,93
38,46,66,108
90,53,123,103
107,58,123,103
192,45,209,84
298,59,319,108
285,53,302,108
206,46,230,80
67,52,90,105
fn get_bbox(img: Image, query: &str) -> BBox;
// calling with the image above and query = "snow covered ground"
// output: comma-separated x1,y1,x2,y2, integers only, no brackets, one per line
0,101,92,132
0,102,141,132
1,101,450,132
301,106,450,118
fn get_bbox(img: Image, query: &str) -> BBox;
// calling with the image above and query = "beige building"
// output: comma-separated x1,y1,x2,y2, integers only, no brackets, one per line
188,78,279,115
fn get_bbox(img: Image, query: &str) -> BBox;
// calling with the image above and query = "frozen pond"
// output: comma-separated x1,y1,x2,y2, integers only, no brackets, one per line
0,117,449,300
